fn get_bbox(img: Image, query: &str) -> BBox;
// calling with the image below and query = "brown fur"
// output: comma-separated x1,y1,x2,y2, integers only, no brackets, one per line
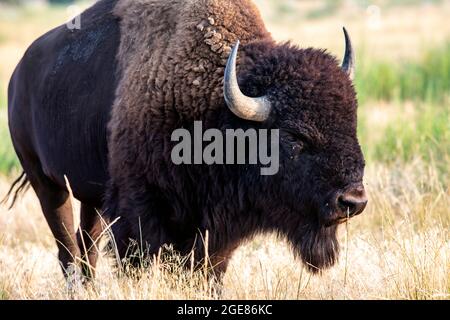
107,0,276,273
105,0,366,275
111,0,271,121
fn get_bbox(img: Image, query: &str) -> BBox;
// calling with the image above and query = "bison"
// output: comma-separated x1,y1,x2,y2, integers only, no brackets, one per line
5,0,367,281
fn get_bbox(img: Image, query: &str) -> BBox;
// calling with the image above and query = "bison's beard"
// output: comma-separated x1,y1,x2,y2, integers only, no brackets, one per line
289,224,340,273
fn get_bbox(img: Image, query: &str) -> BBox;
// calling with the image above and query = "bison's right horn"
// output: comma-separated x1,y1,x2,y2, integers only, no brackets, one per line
224,40,272,122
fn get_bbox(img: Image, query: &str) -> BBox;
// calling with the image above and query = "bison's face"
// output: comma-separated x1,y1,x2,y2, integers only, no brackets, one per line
275,93,367,226
274,61,367,228
266,48,367,271
224,30,367,271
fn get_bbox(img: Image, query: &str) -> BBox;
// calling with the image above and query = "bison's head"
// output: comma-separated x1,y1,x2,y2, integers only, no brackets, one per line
223,29,367,272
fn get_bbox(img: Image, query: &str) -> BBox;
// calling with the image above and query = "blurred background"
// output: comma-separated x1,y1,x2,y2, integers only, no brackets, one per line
0,0,448,300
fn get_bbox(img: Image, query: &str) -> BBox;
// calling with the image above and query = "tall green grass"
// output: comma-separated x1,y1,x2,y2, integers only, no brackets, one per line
355,42,450,178
356,42,450,104
358,103,449,178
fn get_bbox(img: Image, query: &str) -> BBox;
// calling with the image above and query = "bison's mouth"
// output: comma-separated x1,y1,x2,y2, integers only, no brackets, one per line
321,206,365,227
334,217,350,225
323,215,350,227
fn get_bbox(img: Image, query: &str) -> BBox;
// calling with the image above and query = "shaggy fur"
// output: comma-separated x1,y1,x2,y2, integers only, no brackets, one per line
106,0,365,274
7,0,365,279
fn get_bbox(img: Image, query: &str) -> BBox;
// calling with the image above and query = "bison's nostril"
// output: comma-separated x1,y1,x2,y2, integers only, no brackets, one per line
336,188,368,217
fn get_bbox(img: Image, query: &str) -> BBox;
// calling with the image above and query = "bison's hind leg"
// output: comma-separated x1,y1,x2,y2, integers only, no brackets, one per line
76,204,103,280
23,164,81,277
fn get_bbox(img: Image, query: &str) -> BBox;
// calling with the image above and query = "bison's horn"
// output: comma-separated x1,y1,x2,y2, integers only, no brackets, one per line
342,27,355,80
224,40,271,122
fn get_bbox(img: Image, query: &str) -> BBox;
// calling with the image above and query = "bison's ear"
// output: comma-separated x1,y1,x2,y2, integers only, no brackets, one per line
341,27,355,81
223,40,272,122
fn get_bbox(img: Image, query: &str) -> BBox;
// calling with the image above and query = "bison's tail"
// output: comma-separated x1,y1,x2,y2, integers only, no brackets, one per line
1,172,30,209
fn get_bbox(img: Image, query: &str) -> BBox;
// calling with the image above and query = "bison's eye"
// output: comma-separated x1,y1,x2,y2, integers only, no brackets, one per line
282,129,312,159
292,144,304,160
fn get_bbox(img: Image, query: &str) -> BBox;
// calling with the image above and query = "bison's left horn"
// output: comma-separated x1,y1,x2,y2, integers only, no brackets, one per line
342,27,355,80
224,40,271,122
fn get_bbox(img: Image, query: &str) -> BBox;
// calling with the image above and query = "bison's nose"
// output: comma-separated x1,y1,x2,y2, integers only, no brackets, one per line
336,185,368,218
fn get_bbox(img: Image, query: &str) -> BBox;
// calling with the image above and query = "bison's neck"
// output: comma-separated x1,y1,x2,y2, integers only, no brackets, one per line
112,0,272,124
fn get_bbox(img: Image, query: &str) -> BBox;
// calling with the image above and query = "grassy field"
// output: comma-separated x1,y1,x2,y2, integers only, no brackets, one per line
0,0,449,299
0,161,448,299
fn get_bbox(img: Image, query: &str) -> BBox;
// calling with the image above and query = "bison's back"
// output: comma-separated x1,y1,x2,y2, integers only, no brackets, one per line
8,0,120,207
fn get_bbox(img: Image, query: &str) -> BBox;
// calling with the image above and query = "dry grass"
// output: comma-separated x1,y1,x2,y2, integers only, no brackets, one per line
0,161,448,300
